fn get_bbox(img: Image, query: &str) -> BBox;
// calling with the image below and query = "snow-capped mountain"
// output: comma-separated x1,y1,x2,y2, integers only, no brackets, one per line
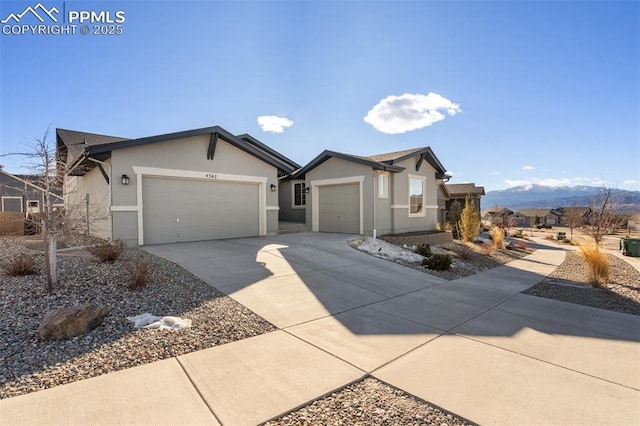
483,185,640,211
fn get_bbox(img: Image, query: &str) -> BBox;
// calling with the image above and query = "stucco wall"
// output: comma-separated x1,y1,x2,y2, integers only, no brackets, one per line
305,157,386,236
66,163,111,240
390,158,439,233
109,135,279,246
278,179,306,222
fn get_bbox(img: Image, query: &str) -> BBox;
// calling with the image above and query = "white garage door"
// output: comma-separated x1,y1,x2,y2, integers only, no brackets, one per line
318,183,360,234
142,177,260,244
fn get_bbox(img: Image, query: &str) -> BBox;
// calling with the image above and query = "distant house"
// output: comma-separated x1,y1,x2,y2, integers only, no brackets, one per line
557,206,593,226
444,183,485,213
0,165,63,214
482,207,514,225
292,147,449,236
516,208,562,226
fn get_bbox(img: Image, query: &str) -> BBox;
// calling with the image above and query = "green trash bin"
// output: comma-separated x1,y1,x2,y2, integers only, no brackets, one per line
623,238,640,257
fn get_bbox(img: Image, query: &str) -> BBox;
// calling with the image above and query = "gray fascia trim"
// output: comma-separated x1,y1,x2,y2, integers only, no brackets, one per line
207,132,218,160
86,125,295,173
238,133,301,169
293,150,403,179
96,163,110,184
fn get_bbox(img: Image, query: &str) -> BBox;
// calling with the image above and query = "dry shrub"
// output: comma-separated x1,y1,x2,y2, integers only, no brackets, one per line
125,260,155,290
578,239,609,287
490,227,506,250
415,243,432,257
481,242,494,256
88,240,126,263
454,242,474,260
423,253,452,270
510,240,528,250
2,252,38,276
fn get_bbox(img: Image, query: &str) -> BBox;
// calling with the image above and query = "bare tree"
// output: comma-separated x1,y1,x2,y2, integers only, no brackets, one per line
2,126,61,293
587,185,622,243
563,204,586,241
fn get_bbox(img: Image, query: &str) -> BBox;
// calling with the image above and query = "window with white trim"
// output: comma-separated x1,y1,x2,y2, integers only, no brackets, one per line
378,173,388,198
293,182,306,208
408,176,426,217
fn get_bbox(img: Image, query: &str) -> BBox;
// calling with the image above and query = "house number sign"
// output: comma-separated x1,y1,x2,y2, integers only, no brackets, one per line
204,173,218,179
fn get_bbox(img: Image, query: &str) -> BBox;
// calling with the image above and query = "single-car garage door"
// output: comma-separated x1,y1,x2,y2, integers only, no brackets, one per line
318,183,360,234
142,177,260,244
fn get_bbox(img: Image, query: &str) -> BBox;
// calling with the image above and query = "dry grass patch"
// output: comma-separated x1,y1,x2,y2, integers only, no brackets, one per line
490,227,506,250
578,239,610,287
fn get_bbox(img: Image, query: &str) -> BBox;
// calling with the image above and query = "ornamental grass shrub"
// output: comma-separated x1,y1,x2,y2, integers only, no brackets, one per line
578,239,609,287
2,252,38,276
88,240,126,263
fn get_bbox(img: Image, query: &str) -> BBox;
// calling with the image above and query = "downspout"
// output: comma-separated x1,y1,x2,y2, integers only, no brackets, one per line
372,170,377,239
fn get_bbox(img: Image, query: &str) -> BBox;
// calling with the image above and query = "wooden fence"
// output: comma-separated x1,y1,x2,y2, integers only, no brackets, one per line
0,212,25,235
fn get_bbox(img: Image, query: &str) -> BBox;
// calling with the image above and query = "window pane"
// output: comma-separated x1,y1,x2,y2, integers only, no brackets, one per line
378,174,387,197
294,183,306,206
409,179,423,214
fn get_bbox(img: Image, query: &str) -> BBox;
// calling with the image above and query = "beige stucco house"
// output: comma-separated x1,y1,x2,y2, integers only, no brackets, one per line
57,126,298,246
292,147,450,236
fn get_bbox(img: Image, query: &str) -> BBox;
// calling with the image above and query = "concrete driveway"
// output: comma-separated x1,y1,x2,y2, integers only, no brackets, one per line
3,233,638,425
142,233,640,425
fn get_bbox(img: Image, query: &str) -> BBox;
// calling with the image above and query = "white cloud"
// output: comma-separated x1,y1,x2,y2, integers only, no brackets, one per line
489,171,501,176
257,115,293,133
623,179,638,185
364,92,461,134
522,165,535,171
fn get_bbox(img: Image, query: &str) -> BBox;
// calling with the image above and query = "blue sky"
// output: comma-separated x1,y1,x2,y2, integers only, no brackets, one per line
1,0,638,191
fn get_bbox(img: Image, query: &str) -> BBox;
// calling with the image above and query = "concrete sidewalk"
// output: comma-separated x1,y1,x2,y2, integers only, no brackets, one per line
2,234,639,425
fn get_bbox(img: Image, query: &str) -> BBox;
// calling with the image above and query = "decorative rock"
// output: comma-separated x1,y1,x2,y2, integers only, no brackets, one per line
37,304,110,341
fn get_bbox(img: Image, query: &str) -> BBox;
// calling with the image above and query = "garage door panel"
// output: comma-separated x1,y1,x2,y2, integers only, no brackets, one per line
318,184,359,234
142,177,259,244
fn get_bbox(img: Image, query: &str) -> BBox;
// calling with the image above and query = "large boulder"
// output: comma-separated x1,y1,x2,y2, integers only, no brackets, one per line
37,304,110,340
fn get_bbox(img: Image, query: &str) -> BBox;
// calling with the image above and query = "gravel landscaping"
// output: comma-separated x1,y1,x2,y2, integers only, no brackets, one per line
524,251,640,315
354,236,532,280
264,377,470,426
0,237,276,399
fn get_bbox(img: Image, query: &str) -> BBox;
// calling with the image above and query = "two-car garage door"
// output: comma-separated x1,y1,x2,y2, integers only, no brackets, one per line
142,177,260,244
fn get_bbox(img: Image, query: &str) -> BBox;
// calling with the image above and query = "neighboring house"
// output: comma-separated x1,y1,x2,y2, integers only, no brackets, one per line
557,206,593,226
482,207,514,225
57,126,298,246
0,166,63,214
292,147,449,236
444,183,485,213
437,183,450,229
517,208,562,226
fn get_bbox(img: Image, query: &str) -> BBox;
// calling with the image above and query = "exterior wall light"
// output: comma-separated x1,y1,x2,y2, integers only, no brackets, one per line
270,184,277,192
304,186,310,194
121,174,130,185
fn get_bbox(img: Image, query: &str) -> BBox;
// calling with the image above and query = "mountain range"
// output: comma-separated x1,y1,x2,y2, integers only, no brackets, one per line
482,184,640,212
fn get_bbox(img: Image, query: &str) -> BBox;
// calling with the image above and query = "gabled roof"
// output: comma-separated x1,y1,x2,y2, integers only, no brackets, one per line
367,148,424,163
482,207,514,216
516,208,562,218
293,150,404,179
368,147,448,179
445,183,486,196
57,129,129,169
294,146,449,180
237,133,301,171
57,126,298,175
